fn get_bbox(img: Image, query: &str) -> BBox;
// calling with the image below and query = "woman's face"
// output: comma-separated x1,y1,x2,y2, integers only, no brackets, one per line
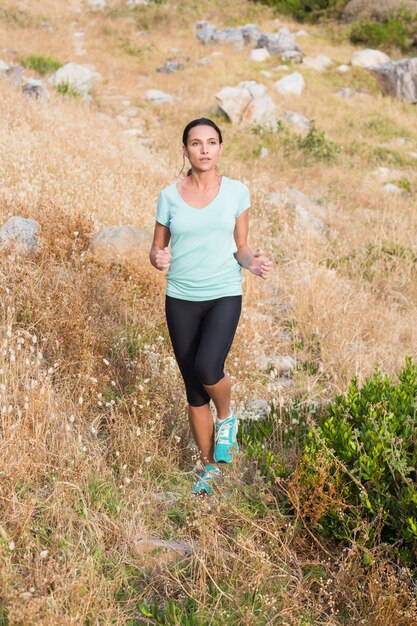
183,125,223,173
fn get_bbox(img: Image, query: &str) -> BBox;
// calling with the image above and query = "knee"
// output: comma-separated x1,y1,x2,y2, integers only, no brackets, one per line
194,357,223,386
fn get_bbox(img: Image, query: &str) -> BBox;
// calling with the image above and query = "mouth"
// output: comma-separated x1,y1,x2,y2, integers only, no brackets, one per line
199,158,211,162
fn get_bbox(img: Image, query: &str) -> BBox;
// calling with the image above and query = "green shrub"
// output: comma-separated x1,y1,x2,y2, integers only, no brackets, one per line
251,0,347,22
292,357,417,564
20,54,62,75
296,122,341,162
56,83,83,99
350,14,417,52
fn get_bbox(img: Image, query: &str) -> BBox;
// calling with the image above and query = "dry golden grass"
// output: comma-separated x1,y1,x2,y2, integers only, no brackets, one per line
1,0,417,623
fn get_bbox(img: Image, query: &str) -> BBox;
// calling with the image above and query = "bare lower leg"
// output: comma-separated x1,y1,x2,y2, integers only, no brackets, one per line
188,403,218,467
203,372,232,421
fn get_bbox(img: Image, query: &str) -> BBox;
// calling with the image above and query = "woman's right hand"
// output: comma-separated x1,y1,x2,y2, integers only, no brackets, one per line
155,246,171,272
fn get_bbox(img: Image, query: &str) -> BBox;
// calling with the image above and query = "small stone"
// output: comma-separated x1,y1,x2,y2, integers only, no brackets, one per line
337,64,350,73
0,216,42,253
383,183,402,194
274,72,305,95
283,110,310,131
260,70,272,78
250,48,270,62
144,89,176,104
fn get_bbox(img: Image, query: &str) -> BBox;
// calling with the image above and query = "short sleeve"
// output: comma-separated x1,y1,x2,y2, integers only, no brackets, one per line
236,183,251,218
156,191,170,227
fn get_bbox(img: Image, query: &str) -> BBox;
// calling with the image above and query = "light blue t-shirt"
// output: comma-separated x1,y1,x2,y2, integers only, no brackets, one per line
155,176,251,301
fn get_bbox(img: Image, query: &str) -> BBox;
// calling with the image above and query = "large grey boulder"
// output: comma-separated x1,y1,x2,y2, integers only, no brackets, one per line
48,63,99,98
241,24,262,44
369,58,417,103
351,49,390,68
256,27,300,56
89,225,152,265
0,216,42,253
216,81,276,125
195,21,260,48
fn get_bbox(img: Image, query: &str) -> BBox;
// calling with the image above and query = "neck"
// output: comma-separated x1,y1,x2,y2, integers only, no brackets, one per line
188,169,220,191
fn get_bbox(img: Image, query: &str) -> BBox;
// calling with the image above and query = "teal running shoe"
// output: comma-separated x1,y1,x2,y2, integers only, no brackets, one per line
214,413,239,463
191,464,221,495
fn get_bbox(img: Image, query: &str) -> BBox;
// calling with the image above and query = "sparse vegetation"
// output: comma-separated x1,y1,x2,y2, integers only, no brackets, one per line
20,54,62,75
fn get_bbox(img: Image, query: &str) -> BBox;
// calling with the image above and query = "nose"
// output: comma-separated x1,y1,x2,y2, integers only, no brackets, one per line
200,144,209,154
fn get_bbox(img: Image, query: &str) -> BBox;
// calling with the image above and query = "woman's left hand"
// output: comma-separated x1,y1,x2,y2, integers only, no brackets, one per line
248,250,273,279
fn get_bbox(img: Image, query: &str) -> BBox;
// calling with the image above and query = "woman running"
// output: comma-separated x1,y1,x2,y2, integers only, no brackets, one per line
149,118,272,495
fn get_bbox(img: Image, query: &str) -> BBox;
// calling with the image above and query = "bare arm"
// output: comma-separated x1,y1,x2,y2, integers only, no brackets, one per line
233,209,273,279
149,222,171,271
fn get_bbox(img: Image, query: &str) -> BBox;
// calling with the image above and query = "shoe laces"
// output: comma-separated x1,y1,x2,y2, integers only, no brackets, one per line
215,416,234,445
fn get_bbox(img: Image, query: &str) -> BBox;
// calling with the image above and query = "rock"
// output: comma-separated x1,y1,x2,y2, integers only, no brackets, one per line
86,0,106,9
212,28,245,48
195,20,216,44
274,72,305,95
216,80,276,125
343,0,417,21
372,166,404,181
337,64,350,73
134,538,194,565
22,79,47,99
260,147,269,158
257,354,296,373
241,24,262,44
260,70,272,78
369,58,417,103
127,0,148,6
335,87,365,98
302,54,332,71
409,151,417,159
0,60,9,72
195,21,260,49
295,30,308,37
0,216,42,253
5,65,24,86
273,65,290,72
256,26,300,56
351,49,390,68
144,89,176,104
281,49,303,63
246,399,270,419
49,63,99,98
89,225,152,265
267,189,326,236
250,48,270,62
123,128,143,137
156,59,184,74
283,111,310,131
383,183,402,194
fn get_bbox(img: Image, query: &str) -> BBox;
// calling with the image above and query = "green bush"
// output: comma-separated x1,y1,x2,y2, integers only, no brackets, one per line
350,14,417,52
251,0,347,22
20,54,62,75
292,357,417,564
296,122,341,162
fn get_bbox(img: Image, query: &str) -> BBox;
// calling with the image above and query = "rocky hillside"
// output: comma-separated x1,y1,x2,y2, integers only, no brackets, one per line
1,0,417,624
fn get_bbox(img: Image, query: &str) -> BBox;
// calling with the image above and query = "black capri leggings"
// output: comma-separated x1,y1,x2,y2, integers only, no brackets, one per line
165,294,242,407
